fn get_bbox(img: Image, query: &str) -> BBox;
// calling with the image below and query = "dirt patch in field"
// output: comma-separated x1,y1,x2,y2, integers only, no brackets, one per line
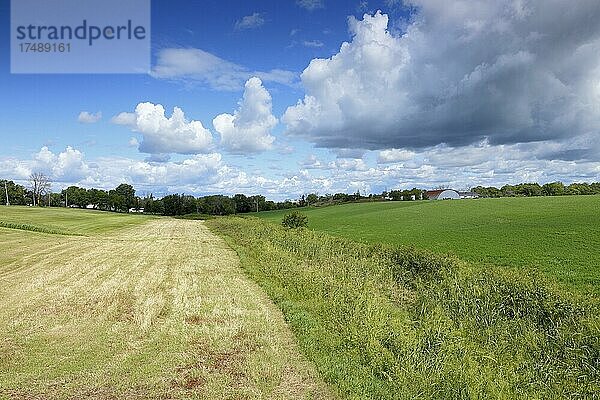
173,331,260,390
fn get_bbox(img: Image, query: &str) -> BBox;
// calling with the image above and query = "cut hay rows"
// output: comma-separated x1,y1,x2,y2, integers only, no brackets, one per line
0,218,330,399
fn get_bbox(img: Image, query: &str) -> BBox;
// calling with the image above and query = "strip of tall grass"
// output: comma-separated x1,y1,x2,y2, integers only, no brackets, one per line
207,216,599,399
0,220,84,236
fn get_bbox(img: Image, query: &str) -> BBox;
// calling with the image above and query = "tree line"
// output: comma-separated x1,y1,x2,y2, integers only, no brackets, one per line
3,174,600,216
471,182,600,198
0,177,298,216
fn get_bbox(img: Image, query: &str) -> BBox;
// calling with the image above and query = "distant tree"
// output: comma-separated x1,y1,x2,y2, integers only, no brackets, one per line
233,194,252,213
108,191,126,212
501,184,517,197
249,195,266,212
567,182,594,195
0,180,27,205
198,195,235,215
87,188,109,209
29,172,51,206
48,192,62,207
182,195,198,214
63,186,89,208
514,183,543,197
113,184,135,210
306,193,319,206
471,186,502,198
542,182,565,196
141,193,161,214
333,192,351,202
277,200,297,210
389,190,403,201
162,194,183,216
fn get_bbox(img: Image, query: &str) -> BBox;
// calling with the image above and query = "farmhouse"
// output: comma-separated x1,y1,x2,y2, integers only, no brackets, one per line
426,189,461,200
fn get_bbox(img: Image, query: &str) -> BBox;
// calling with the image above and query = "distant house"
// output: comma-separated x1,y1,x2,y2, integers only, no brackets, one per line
426,189,461,200
129,208,144,213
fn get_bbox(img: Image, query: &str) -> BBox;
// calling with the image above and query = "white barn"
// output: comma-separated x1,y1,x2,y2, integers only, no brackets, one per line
426,189,461,200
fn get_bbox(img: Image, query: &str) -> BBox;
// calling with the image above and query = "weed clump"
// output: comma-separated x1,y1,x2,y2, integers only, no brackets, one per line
282,211,308,229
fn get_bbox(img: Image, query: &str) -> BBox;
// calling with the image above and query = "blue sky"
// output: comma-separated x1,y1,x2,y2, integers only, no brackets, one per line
1,0,599,200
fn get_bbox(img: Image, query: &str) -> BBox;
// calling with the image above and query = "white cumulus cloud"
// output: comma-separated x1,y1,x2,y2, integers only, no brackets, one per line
213,77,277,154
111,112,136,126
117,102,214,155
378,148,416,163
283,4,600,156
78,111,102,123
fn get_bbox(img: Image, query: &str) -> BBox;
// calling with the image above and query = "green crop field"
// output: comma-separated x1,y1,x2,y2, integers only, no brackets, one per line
0,206,156,235
0,206,329,399
254,196,600,295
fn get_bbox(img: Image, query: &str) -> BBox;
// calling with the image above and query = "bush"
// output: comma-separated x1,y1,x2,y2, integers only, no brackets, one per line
281,211,308,228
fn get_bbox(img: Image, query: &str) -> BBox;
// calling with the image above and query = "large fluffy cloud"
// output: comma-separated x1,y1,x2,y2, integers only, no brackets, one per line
1,146,89,182
113,102,214,155
283,2,600,154
213,77,277,153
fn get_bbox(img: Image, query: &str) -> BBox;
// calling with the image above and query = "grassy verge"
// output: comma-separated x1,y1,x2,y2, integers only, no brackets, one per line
252,196,600,295
207,216,600,399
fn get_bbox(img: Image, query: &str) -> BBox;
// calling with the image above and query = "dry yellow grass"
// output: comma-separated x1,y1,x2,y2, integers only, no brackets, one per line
0,218,331,399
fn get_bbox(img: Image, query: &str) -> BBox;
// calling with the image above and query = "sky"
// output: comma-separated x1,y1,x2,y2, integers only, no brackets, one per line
1,0,599,200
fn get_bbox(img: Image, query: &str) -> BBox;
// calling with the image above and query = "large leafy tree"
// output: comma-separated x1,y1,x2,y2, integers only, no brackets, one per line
0,180,27,205
113,184,135,210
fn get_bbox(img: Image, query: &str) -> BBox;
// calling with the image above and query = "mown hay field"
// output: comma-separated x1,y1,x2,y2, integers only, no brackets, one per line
0,207,329,399
254,196,600,295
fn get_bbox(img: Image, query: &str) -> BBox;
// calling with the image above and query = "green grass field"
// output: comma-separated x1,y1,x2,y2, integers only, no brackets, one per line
255,196,600,295
208,216,600,399
0,206,156,235
0,206,329,399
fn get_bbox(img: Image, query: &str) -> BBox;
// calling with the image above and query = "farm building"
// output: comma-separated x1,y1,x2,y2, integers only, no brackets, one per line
426,189,461,200
459,191,480,199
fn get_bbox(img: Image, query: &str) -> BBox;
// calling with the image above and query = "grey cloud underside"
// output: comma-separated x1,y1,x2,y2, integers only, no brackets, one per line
284,1,600,155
